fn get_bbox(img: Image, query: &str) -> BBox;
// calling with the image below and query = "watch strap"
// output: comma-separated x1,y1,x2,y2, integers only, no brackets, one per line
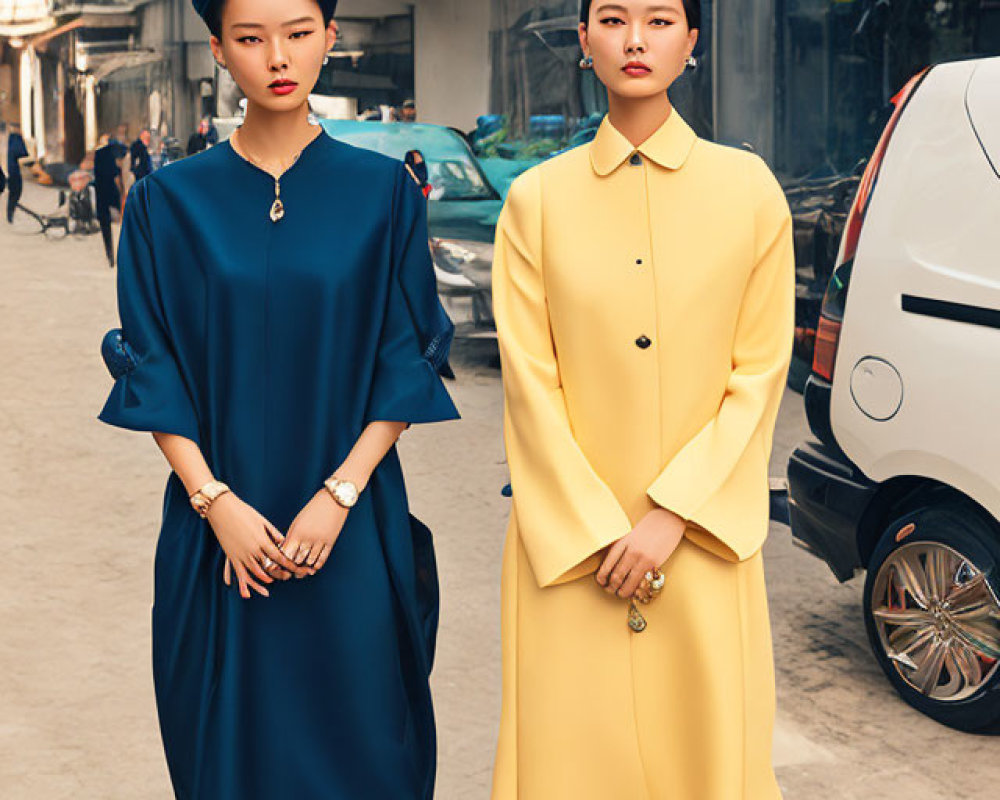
190,480,230,518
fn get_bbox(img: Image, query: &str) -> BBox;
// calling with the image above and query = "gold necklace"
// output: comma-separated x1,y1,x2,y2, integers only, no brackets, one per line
232,129,310,223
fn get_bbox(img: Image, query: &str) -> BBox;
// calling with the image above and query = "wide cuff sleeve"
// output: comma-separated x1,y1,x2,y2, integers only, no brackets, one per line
647,156,795,562
494,170,632,588
365,164,459,426
97,180,201,445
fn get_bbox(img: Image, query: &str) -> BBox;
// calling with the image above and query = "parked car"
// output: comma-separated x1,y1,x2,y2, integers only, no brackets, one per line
319,120,502,333
786,57,1000,732
784,166,863,390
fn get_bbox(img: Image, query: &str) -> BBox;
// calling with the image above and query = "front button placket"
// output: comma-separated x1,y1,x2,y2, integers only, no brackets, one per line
628,147,663,459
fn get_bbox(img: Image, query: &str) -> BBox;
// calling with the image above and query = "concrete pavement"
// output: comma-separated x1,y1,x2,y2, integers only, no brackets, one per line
0,182,995,798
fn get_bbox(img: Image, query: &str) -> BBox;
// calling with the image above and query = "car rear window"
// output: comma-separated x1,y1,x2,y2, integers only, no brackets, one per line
967,58,1000,177
321,121,499,202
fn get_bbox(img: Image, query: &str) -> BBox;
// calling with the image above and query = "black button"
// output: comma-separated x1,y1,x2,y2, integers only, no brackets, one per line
629,153,642,166
635,335,652,349
635,258,643,265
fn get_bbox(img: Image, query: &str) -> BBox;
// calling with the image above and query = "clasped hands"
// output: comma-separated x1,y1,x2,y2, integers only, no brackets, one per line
595,507,686,603
207,489,349,599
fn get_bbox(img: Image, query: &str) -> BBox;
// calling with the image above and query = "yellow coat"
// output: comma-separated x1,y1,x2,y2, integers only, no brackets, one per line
491,110,794,799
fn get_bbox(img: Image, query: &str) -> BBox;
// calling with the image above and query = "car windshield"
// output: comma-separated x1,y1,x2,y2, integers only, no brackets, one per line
319,120,498,202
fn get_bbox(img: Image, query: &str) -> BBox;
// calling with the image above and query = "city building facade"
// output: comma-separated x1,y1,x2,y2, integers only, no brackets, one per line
486,0,1000,178
3,1,998,178
0,0,217,165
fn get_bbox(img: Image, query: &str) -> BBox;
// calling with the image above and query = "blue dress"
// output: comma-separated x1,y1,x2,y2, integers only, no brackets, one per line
98,130,459,799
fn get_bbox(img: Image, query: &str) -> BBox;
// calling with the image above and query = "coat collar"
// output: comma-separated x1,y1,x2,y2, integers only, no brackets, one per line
589,109,697,176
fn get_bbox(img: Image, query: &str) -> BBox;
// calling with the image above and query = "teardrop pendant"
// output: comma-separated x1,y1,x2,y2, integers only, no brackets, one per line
269,176,285,222
627,600,647,633
269,197,285,222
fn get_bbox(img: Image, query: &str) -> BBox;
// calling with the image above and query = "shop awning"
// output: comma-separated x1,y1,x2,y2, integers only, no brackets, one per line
0,18,56,37
521,15,578,34
92,50,162,82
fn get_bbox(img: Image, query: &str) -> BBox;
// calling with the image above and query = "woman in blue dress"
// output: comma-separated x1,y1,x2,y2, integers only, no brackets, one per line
98,0,458,796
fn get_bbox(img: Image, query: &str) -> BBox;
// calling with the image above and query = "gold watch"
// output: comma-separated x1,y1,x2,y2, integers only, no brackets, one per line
190,480,231,518
323,476,359,509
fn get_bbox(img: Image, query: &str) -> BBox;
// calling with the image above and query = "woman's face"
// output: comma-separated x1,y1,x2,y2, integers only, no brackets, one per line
209,0,337,113
579,1,698,101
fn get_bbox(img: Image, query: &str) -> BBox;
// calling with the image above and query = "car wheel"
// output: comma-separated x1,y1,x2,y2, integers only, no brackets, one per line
863,502,1000,732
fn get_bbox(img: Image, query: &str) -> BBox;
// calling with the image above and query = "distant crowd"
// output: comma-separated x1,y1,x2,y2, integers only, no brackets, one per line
1,116,221,266
2,98,419,264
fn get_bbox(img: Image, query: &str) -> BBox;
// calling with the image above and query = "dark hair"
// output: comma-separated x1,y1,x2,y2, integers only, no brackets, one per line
579,0,701,30
204,0,334,38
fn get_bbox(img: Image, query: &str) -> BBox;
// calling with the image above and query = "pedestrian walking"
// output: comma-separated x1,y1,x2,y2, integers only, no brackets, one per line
186,117,212,155
491,1,793,798
98,0,458,798
113,123,129,148
399,98,417,123
6,125,29,224
93,133,127,267
129,129,153,182
404,149,432,197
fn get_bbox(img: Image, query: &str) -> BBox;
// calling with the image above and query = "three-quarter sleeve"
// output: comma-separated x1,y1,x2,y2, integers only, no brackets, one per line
646,155,794,562
494,170,633,588
364,164,459,426
98,179,202,445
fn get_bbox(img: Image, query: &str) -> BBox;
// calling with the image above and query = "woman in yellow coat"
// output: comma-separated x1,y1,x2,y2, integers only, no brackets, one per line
491,1,794,797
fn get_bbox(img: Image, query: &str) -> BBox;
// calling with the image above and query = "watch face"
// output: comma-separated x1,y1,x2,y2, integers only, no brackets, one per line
334,482,358,507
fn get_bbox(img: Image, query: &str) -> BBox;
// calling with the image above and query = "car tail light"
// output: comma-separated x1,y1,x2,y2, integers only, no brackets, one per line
812,317,842,382
812,68,929,382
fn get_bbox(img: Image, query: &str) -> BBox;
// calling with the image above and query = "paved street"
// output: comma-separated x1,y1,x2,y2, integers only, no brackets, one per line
1,181,996,799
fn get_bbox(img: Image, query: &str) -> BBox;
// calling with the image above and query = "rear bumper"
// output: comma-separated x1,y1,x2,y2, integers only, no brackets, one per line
803,373,838,450
787,439,877,582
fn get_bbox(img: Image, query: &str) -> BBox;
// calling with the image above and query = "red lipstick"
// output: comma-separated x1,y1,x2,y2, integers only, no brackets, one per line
269,79,298,96
623,60,652,77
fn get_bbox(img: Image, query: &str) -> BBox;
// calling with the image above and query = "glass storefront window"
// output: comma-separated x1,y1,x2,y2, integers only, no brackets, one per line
312,12,416,118
778,0,1000,177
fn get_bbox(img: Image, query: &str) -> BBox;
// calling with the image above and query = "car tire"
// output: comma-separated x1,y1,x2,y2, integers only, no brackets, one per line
863,501,1000,733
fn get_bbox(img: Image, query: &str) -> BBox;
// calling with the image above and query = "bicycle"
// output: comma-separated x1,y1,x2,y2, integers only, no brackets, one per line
14,185,101,240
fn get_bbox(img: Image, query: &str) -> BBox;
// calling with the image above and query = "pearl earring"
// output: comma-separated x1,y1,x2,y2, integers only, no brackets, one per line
579,55,594,70
685,55,698,69
323,55,330,66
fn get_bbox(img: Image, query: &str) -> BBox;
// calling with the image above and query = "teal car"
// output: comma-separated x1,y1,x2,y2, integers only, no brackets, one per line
319,120,502,332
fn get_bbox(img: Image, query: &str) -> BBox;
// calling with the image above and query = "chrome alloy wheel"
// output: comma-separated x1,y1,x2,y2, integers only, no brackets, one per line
870,541,1000,702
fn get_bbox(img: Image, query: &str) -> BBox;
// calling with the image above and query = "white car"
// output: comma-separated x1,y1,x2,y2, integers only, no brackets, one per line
787,56,1000,732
